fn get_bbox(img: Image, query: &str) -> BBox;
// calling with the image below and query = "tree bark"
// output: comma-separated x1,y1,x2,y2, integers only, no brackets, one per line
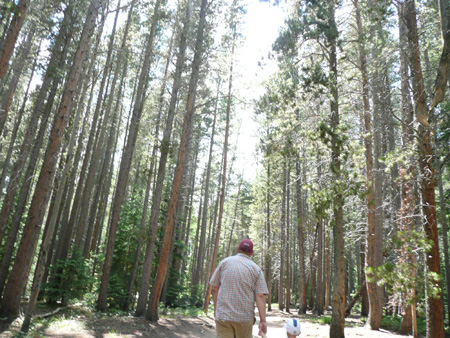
286,160,291,313
51,32,101,269
353,0,381,330
315,159,324,315
0,0,101,321
0,52,36,201
97,0,163,312
75,0,122,254
58,14,107,263
193,97,217,291
0,5,73,244
296,157,307,314
0,0,31,81
402,1,445,336
134,0,191,317
146,0,208,321
266,161,272,311
279,160,286,312
328,2,345,336
204,34,235,311
0,25,34,136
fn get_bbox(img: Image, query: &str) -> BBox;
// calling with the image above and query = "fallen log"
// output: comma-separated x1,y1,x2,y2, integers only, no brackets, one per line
34,307,64,319
345,281,366,317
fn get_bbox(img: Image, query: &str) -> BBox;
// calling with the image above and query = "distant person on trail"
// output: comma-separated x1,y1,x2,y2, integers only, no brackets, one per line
285,318,301,337
210,238,269,338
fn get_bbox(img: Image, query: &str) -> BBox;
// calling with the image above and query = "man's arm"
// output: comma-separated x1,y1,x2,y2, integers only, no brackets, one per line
256,293,267,335
213,286,219,317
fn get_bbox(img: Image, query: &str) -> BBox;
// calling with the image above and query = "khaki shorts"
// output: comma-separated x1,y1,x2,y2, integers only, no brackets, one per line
215,319,254,338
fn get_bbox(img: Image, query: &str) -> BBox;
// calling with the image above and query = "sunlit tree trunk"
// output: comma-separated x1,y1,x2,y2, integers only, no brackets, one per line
279,159,286,312
193,98,217,292
296,157,307,314
203,14,235,313
0,0,101,321
75,0,122,254
146,0,208,320
135,0,191,317
0,51,36,201
97,0,163,312
54,12,106,265
353,0,381,330
286,160,291,313
328,2,345,336
266,160,272,311
0,5,73,245
315,159,324,315
0,0,31,81
0,25,34,137
402,0,446,336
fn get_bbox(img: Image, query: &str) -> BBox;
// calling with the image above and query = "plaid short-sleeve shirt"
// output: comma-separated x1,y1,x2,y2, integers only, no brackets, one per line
209,253,269,322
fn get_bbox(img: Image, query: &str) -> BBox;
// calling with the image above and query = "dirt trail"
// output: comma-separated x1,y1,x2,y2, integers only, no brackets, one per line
0,308,406,338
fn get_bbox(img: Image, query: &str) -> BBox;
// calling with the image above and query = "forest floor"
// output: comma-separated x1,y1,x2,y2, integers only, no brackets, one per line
0,303,419,337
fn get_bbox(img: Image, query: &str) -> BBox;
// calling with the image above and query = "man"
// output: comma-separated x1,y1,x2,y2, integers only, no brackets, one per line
210,238,269,338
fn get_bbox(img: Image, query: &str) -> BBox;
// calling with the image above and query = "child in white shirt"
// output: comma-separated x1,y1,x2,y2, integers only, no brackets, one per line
285,318,301,337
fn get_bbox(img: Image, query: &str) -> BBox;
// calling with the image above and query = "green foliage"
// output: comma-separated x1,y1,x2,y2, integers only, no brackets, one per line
372,229,435,305
43,249,93,304
381,315,427,335
318,316,331,324
158,302,210,317
306,123,364,221
189,284,204,307
108,186,144,309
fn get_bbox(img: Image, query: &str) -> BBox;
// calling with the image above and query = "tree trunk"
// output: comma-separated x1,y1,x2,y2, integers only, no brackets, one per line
353,0,381,330
123,6,168,312
180,145,200,285
0,0,100,321
286,160,291,313
266,161,272,311
97,0,163,312
403,1,445,336
225,178,241,256
328,2,345,336
296,157,307,314
0,53,36,201
50,34,100,271
146,0,208,321
0,0,31,81
0,5,73,244
437,161,450,326
134,0,191,317
279,160,286,312
0,25,34,136
204,34,235,315
74,0,122,254
193,94,218,291
324,227,330,310
315,158,324,315
398,1,417,333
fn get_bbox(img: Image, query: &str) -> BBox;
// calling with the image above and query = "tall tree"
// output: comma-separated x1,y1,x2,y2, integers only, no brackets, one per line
326,1,345,336
0,0,31,82
402,0,448,336
0,0,102,320
135,0,192,316
353,0,381,329
0,3,74,245
97,0,163,312
296,157,307,314
146,0,209,321
204,10,237,309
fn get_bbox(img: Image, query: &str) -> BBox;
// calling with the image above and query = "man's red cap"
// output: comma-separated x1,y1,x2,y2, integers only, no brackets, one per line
238,238,253,253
